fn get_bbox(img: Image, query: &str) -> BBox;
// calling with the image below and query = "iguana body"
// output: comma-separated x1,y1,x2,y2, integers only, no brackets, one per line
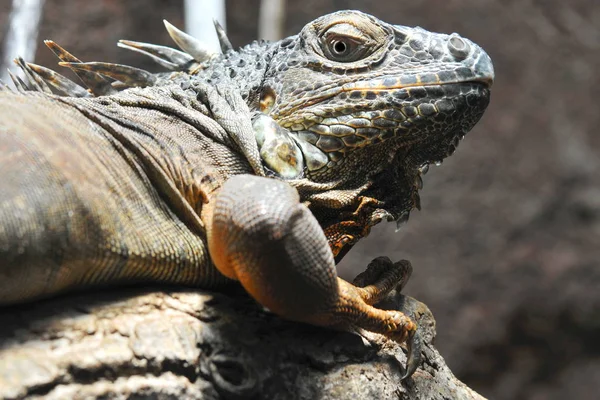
0,10,493,378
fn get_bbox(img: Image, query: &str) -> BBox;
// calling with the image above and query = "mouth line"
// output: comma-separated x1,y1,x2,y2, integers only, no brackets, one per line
340,78,492,93
275,79,491,127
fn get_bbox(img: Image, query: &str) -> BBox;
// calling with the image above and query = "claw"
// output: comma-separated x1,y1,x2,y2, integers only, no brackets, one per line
163,20,215,62
59,61,156,87
118,39,196,71
213,19,233,53
401,328,422,380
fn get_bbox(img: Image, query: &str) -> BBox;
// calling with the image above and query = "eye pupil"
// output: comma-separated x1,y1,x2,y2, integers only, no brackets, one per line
333,40,347,54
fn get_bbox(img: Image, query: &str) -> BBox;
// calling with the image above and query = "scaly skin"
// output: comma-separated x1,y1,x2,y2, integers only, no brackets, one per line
0,10,493,379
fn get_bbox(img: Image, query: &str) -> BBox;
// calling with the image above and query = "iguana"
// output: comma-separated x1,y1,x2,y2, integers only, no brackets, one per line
0,10,493,379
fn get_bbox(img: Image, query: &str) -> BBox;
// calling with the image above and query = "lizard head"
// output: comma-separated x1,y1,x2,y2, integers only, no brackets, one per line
250,10,494,238
258,10,493,181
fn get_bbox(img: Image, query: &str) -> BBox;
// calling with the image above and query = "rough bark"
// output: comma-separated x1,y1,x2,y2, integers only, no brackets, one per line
0,286,483,400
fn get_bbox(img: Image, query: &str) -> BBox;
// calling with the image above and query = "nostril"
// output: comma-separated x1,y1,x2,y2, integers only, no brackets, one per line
448,33,470,60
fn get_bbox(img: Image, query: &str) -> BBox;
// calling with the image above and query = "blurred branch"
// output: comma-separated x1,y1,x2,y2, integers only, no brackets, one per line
1,0,45,83
259,0,286,41
184,0,226,53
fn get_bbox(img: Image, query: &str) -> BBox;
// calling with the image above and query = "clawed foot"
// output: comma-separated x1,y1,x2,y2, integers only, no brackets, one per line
353,256,412,303
348,257,422,380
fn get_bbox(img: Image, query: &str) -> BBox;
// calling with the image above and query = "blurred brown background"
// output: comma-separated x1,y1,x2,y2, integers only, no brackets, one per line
1,1,598,399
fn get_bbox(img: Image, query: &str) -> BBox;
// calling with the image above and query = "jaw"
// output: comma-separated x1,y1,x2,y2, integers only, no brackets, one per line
280,81,491,182
364,82,491,227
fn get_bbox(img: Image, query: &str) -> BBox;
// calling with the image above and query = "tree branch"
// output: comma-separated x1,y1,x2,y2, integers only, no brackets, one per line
0,287,484,399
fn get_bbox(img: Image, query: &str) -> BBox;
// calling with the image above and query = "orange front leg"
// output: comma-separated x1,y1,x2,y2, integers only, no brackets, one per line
203,174,421,379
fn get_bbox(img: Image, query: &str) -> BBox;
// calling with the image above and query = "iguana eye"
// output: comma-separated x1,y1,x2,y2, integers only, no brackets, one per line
324,35,368,62
320,23,372,62
332,40,348,56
